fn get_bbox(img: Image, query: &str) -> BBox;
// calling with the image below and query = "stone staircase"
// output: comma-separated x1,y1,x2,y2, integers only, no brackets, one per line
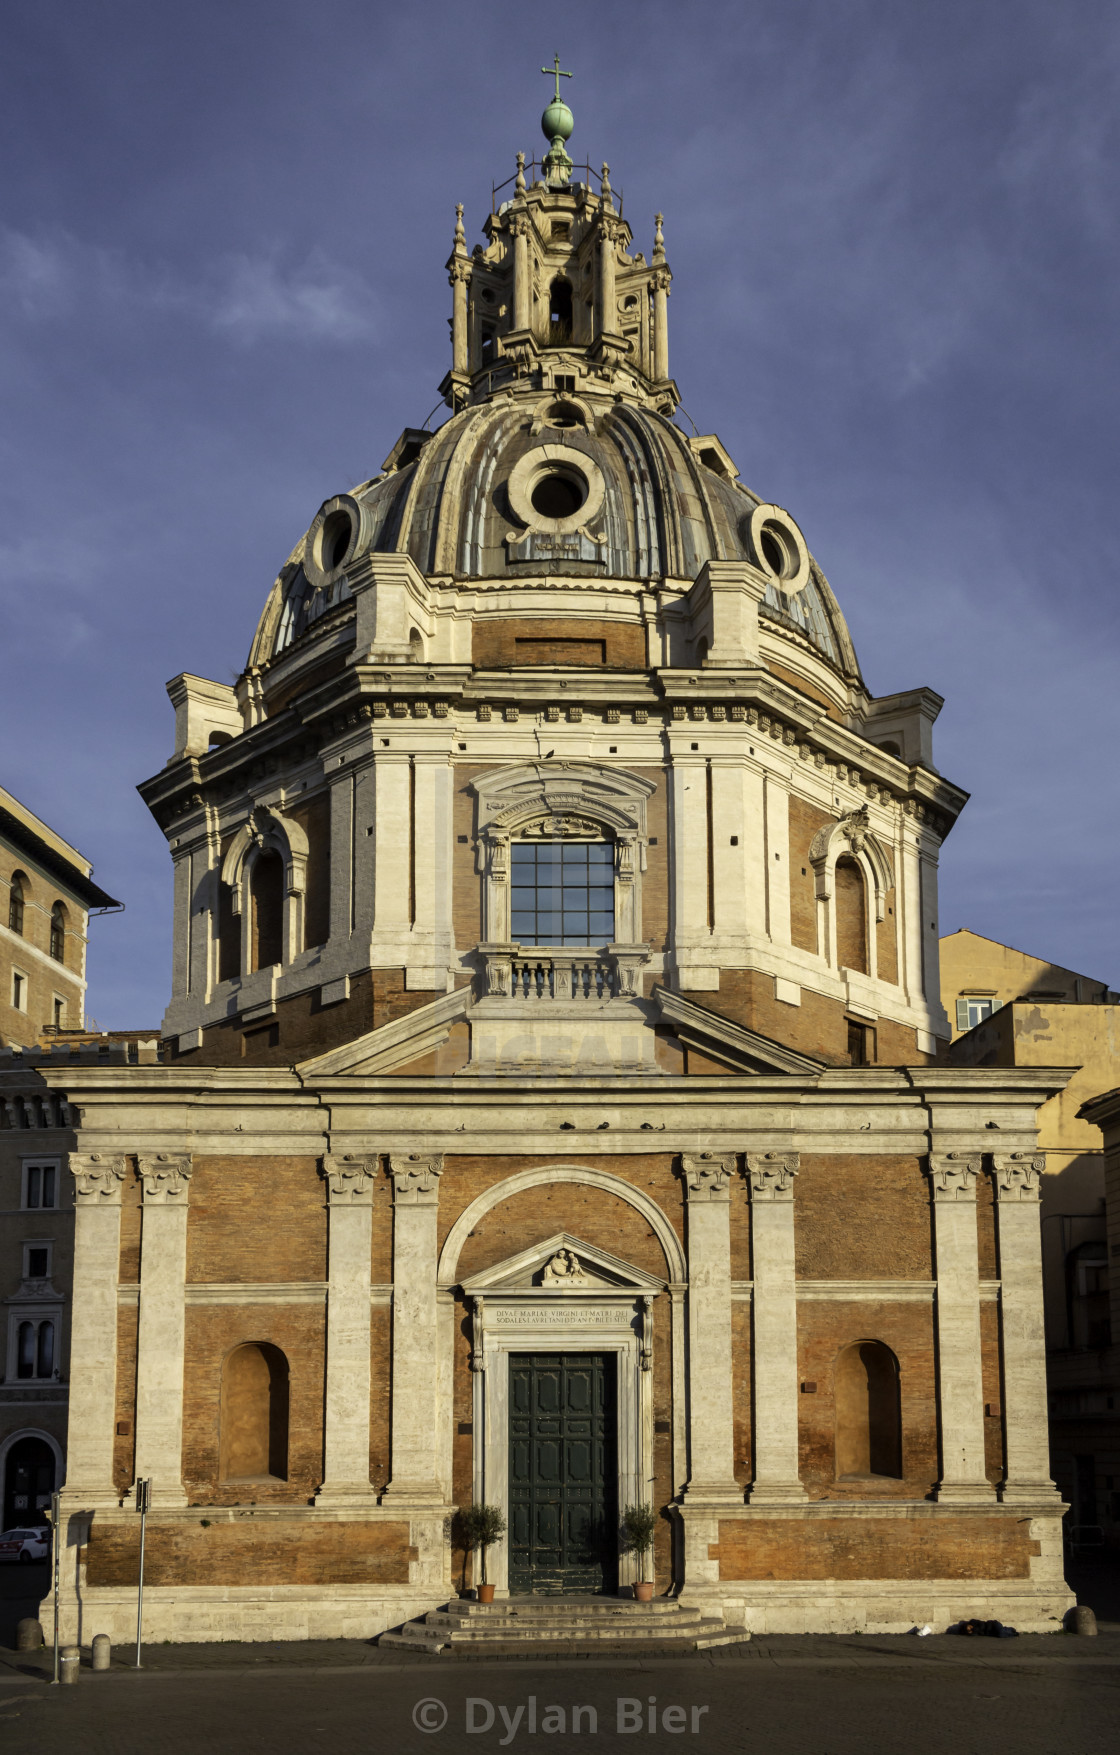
379,1596,750,1658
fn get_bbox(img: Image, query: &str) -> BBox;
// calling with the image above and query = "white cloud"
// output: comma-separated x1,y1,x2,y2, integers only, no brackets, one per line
0,227,376,344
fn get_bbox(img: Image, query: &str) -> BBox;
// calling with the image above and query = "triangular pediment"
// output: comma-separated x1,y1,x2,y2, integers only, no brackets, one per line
654,987,826,1077
297,987,472,1078
460,1232,666,1295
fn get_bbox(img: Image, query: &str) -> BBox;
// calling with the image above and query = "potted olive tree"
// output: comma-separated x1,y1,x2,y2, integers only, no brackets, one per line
621,1503,658,1601
459,1503,506,1603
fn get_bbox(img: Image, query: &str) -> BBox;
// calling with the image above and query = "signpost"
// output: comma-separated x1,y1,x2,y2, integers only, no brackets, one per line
134,1478,151,1668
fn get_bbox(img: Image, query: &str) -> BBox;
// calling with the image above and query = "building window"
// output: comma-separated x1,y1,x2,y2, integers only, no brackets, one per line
24,1244,50,1280
834,1340,902,1479
548,278,573,344
23,1163,58,1210
846,1020,874,1066
220,1343,290,1481
8,872,26,935
52,997,65,1029
510,841,615,945
834,857,868,974
1068,1242,1110,1350
11,970,27,1012
15,1318,55,1380
249,851,284,972
49,903,66,963
956,996,995,1031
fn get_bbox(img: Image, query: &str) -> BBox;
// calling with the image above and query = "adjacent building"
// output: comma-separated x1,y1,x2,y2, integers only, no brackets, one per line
18,95,1078,1640
0,784,122,1528
944,930,1119,1550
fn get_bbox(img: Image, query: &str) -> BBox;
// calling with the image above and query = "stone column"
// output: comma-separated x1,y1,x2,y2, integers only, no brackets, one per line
651,267,670,381
64,1154,127,1509
132,1154,192,1509
317,1154,377,1505
680,1154,741,1504
598,223,617,342
383,1153,444,1505
928,1153,993,1500
746,1153,806,1502
451,261,471,374
992,1154,1059,1503
511,215,530,333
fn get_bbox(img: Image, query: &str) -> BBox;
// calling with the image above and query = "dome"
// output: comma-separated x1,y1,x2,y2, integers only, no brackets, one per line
250,392,859,681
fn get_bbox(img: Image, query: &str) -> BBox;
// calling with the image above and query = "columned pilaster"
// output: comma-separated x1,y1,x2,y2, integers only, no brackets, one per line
63,1154,127,1509
132,1154,192,1508
928,1153,993,1501
317,1154,377,1506
991,1154,1059,1503
745,1153,806,1502
680,1154,741,1505
383,1153,444,1505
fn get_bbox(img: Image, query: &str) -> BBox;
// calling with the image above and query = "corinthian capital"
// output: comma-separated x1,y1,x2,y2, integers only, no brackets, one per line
322,1153,377,1205
680,1152,735,1202
927,1152,982,1201
746,1152,799,1201
68,1153,127,1205
390,1152,444,1206
991,1153,1045,1203
137,1153,193,1205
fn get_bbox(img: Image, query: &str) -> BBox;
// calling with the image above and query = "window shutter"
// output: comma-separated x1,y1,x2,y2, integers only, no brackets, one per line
956,999,970,1032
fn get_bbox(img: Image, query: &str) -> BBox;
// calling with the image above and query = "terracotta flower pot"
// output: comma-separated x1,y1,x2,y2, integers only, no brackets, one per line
633,1580,654,1602
477,1583,496,1603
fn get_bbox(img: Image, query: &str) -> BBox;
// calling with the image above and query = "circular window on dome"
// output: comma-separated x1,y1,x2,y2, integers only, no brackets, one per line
747,503,810,595
305,495,361,587
507,443,606,535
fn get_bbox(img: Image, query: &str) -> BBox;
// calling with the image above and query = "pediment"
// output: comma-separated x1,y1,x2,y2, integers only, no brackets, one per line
297,987,472,1078
460,1232,666,1295
654,987,825,1077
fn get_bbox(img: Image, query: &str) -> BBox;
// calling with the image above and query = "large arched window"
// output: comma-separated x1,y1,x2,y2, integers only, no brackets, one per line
8,873,26,936
249,852,284,972
219,1343,289,1481
834,1340,901,1479
49,902,66,964
548,278,573,344
834,858,868,975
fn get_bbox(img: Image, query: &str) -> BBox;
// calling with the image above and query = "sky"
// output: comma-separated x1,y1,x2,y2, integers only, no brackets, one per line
1,0,1118,1028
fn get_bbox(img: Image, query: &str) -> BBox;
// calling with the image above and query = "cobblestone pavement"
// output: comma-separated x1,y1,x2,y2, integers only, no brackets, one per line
0,1636,1117,1755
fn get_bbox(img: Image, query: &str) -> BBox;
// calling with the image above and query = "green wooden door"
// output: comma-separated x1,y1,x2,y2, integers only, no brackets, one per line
508,1353,617,1596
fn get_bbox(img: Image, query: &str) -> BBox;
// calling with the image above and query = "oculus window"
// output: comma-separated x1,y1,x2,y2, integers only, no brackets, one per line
510,842,614,945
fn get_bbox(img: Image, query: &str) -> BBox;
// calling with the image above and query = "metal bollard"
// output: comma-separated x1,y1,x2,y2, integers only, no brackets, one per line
16,1617,43,1652
59,1646,80,1685
91,1634,112,1671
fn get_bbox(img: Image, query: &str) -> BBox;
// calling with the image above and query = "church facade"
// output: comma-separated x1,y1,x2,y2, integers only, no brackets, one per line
41,98,1073,1640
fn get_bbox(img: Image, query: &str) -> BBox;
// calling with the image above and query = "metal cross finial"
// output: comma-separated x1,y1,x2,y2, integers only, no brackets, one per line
542,53,572,101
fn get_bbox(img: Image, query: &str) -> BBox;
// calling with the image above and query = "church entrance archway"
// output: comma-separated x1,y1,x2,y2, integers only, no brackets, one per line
508,1352,617,1596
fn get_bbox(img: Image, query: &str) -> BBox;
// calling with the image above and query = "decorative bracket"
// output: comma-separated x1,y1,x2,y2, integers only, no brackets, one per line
390,1152,444,1207
68,1153,127,1206
680,1152,736,1202
928,1152,982,1202
746,1152,800,1202
136,1153,193,1205
991,1153,1045,1203
322,1153,377,1206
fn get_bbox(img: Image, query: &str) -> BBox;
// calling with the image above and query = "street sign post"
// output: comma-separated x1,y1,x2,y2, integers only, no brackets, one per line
135,1478,151,1668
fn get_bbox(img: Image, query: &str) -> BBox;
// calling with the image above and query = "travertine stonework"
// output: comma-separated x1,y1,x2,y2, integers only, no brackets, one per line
4,95,1076,1640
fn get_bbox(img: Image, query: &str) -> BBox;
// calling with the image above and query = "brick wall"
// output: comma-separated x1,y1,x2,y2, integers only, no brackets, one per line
85,1518,411,1586
438,1153,685,1267
794,1155,932,1279
717,1515,1034,1580
186,1158,327,1282
472,619,645,670
787,795,832,955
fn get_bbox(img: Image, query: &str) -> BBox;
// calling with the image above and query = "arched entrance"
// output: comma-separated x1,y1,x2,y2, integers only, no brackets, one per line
3,1435,57,1528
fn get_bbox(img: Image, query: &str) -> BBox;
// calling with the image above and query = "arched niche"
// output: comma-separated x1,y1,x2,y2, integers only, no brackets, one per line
834,1340,902,1480
219,1342,290,1482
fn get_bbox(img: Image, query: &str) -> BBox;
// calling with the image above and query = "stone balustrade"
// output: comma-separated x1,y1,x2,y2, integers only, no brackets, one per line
478,942,649,1000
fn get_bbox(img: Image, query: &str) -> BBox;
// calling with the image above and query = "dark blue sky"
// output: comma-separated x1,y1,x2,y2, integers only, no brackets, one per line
2,0,1117,1026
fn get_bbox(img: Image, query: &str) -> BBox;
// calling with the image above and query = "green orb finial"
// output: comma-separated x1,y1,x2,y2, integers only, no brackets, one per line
540,54,574,186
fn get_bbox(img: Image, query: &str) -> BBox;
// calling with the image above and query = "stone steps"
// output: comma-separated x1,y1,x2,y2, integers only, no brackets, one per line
380,1596,750,1657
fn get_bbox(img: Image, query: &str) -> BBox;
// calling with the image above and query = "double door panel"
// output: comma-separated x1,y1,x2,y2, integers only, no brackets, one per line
508,1352,617,1596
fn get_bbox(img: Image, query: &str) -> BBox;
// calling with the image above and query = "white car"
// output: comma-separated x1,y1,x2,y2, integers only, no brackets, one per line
0,1526,50,1563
